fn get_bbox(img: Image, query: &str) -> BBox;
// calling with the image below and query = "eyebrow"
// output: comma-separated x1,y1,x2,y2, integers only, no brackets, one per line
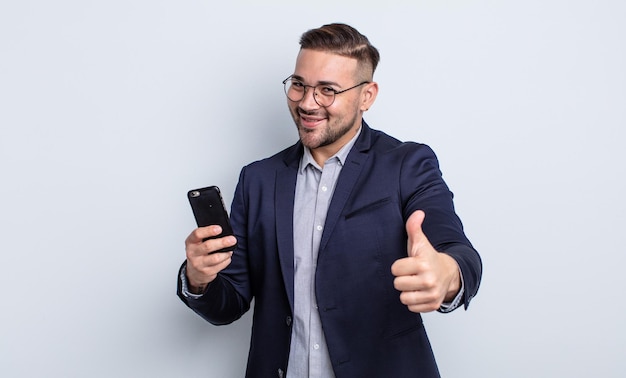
291,75,341,88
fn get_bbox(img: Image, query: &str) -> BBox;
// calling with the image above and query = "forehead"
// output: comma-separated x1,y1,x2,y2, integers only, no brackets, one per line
293,49,359,84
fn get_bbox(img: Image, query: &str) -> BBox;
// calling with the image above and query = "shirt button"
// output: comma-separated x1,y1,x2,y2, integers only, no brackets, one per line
313,343,320,350
316,225,323,231
321,186,328,192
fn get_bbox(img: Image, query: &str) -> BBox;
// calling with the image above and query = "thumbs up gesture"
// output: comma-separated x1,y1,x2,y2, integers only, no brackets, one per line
391,210,462,313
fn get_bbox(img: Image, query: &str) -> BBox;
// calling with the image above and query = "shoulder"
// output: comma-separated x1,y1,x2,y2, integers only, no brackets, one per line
366,126,439,161
243,141,302,170
234,141,302,187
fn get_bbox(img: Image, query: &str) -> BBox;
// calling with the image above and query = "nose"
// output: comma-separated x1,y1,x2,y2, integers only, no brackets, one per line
299,86,321,110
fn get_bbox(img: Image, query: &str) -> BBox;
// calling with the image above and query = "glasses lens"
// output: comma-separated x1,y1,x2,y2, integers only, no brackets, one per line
284,79,305,102
314,86,335,107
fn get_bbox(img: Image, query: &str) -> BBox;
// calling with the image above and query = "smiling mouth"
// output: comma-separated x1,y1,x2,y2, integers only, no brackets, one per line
298,111,326,128
300,117,324,130
301,115,324,122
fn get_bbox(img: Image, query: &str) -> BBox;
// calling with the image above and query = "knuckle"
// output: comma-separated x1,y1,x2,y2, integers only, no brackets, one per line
399,292,410,305
419,273,436,289
392,277,402,290
201,241,214,254
191,228,204,239
187,258,203,272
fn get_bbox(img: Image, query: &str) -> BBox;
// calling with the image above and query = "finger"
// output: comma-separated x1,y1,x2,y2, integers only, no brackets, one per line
188,250,230,271
198,250,234,270
399,289,442,313
187,251,233,286
186,226,223,244
406,210,434,257
407,302,441,314
393,271,436,291
406,210,426,241
391,256,423,277
205,235,237,254
193,235,237,256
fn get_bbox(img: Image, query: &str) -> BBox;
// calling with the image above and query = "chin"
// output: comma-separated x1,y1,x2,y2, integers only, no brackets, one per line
298,132,318,149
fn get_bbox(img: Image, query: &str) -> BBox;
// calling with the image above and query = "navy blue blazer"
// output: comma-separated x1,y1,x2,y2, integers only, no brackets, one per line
178,122,482,378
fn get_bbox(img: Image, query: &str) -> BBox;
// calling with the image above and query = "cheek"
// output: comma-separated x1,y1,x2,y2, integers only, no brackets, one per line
327,99,357,117
323,104,341,119
327,106,352,126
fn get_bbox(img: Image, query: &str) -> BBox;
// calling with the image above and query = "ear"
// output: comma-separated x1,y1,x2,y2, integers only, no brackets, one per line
360,82,379,112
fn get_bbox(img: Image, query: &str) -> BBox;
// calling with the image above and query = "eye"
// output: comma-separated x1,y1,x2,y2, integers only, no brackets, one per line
291,81,305,89
319,86,336,95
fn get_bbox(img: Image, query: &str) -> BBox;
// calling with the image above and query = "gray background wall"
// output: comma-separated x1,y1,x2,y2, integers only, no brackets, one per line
1,1,625,377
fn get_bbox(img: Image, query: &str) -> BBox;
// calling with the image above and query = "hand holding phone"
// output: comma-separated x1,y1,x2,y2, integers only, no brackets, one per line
187,185,237,254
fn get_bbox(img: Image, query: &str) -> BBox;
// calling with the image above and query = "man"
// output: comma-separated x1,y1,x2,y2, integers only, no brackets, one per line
178,23,482,378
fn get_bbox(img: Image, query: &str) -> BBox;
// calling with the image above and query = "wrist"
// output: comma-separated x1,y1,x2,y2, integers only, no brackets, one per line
189,283,207,295
186,273,210,295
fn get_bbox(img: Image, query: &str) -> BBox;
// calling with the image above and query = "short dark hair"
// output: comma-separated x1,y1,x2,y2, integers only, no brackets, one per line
299,23,380,78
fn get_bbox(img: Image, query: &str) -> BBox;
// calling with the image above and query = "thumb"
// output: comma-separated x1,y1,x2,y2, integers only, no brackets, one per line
406,210,430,257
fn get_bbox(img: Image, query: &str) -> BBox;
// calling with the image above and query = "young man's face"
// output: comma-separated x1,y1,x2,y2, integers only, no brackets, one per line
286,49,375,158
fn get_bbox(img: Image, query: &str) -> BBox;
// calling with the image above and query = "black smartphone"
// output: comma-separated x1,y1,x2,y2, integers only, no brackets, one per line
187,185,237,253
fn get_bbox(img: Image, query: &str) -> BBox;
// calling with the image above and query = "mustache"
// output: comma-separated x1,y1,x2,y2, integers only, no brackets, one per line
297,107,326,117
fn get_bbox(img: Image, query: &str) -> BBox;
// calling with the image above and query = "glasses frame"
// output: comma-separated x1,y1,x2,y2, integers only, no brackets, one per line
282,75,370,107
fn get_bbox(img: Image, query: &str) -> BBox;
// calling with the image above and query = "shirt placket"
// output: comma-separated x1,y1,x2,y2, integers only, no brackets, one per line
308,158,339,376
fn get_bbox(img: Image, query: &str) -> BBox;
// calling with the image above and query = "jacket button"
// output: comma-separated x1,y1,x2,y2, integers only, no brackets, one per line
277,368,284,378
285,316,292,326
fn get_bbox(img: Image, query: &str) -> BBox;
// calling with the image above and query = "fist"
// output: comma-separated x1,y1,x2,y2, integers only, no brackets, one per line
185,225,236,293
391,210,461,313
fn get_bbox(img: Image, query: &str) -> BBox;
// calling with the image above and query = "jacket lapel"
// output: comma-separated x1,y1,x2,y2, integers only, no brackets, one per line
319,123,373,254
275,143,302,312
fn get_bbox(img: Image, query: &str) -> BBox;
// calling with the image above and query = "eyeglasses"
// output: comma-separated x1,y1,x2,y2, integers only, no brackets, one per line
282,75,370,107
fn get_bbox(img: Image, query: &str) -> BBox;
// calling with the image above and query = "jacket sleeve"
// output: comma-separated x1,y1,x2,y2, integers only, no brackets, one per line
400,143,483,310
